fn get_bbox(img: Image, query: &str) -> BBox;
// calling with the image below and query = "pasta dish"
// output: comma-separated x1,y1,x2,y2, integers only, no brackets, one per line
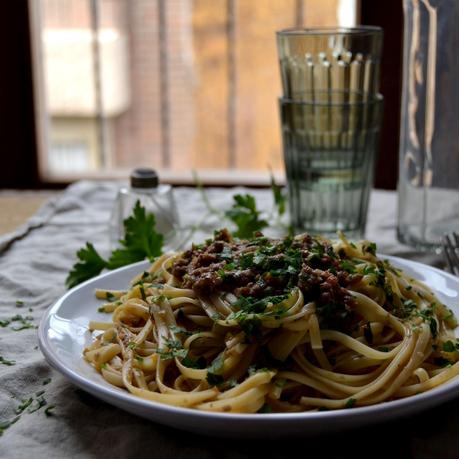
84,230,459,413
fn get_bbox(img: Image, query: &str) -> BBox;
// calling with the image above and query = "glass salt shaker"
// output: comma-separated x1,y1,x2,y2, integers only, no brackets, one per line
109,168,180,249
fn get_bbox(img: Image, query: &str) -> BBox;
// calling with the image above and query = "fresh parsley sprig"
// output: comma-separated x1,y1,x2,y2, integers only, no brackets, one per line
66,201,164,288
225,194,268,239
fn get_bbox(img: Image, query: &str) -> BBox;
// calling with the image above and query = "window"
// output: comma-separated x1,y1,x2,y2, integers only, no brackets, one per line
31,0,357,184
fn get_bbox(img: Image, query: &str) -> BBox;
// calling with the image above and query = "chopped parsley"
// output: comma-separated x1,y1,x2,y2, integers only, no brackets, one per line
257,404,273,413
206,353,225,386
0,416,20,436
156,339,187,360
442,340,459,353
0,356,16,366
15,300,24,307
434,357,453,368
0,314,36,332
44,405,55,417
345,398,357,408
182,354,207,369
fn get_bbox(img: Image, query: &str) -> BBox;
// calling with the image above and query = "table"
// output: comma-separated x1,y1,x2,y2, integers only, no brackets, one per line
0,181,455,458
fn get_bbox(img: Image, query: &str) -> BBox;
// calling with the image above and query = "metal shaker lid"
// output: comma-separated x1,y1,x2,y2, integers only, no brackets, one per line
130,168,159,188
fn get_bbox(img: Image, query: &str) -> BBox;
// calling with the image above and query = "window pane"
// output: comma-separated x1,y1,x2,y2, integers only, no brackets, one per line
37,0,356,182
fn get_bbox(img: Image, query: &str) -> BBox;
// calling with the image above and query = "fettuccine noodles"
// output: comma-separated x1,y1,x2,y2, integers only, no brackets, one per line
84,230,459,413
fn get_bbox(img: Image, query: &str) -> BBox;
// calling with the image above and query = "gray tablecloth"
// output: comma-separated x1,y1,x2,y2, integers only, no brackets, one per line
0,181,455,458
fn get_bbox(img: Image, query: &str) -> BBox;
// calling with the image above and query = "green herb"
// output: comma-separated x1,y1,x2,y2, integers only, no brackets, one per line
44,406,55,417
225,194,268,239
97,307,106,313
434,357,452,368
378,346,390,352
340,260,356,274
15,300,24,307
0,314,37,332
429,318,438,338
442,341,458,353
28,396,47,413
0,416,20,436
182,354,207,369
139,285,147,302
106,292,117,302
101,363,108,369
350,242,357,249
0,356,15,366
258,404,273,413
206,353,225,386
42,378,52,385
274,378,287,388
206,373,224,386
15,398,33,415
345,398,357,408
156,339,187,360
107,201,164,268
127,342,137,350
65,243,108,289
66,201,164,288
405,285,412,291
270,172,286,216
364,242,377,255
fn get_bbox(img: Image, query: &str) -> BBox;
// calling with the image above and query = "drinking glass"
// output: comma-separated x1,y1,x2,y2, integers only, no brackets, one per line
277,27,383,238
398,0,459,250
280,93,383,238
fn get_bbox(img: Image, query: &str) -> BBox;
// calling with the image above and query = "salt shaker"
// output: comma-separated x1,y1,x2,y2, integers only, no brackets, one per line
109,168,180,249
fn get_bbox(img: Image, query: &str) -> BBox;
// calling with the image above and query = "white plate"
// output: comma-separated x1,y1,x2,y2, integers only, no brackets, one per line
39,256,459,437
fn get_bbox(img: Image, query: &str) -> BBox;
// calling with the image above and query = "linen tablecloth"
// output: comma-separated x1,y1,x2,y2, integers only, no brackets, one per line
0,181,456,459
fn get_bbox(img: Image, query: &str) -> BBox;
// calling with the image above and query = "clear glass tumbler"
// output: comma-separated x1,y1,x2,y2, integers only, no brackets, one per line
398,0,459,250
280,93,383,238
277,27,384,238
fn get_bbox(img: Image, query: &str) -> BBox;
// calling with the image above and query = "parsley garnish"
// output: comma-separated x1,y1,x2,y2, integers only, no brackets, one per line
66,201,164,288
0,314,36,332
258,404,273,413
225,194,268,239
65,243,108,289
0,416,20,436
15,300,24,307
442,340,459,353
182,354,207,369
44,406,55,417
434,357,452,368
156,339,187,360
345,398,357,408
0,356,16,366
206,353,225,386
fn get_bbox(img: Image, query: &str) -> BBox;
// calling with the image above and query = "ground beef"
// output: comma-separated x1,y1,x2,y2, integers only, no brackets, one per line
170,230,357,311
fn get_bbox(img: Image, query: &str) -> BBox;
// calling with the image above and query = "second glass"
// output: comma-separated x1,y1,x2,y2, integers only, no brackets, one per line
280,94,383,239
